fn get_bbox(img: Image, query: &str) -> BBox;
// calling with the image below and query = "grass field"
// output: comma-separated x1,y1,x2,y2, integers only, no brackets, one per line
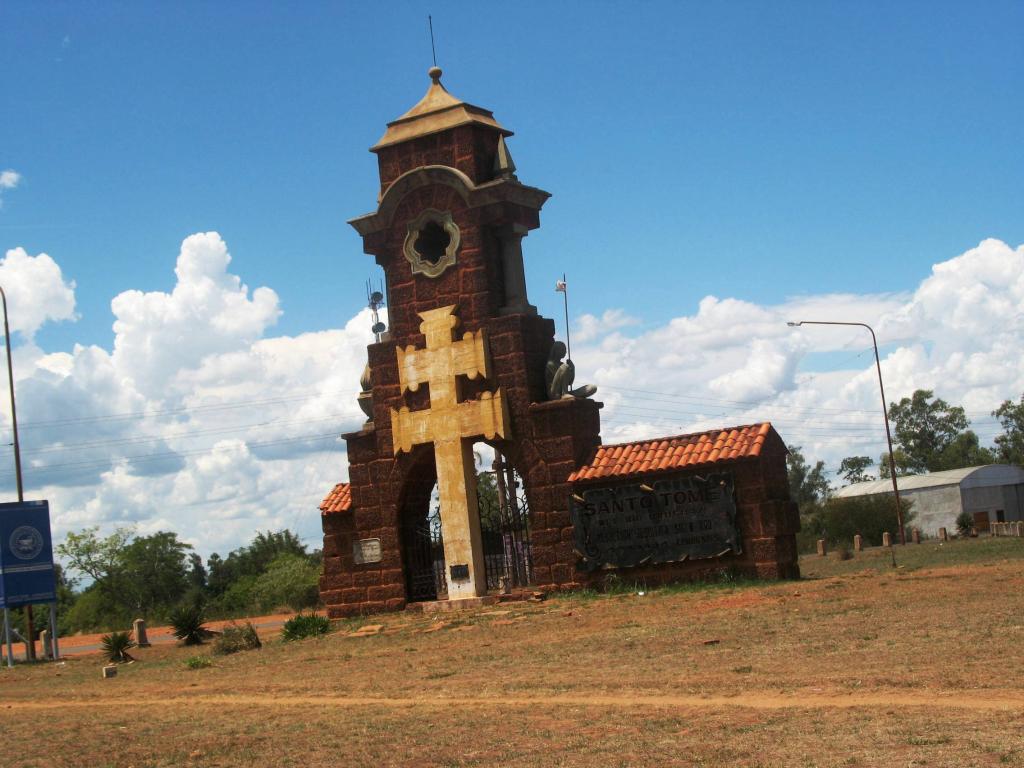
4,537,1024,767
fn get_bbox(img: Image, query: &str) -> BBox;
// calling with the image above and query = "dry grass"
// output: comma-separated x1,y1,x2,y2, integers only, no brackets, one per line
4,537,1024,767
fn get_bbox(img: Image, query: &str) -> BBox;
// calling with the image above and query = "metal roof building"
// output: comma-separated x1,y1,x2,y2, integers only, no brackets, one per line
834,465,1024,535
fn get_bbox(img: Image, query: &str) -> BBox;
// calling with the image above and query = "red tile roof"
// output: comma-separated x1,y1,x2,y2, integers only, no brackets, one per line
568,423,774,483
319,482,352,515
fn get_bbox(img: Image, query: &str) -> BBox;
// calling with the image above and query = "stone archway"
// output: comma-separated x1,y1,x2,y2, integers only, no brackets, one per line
396,448,446,603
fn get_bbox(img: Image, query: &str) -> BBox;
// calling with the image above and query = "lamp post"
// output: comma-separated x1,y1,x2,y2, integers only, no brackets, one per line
787,320,906,545
0,286,35,661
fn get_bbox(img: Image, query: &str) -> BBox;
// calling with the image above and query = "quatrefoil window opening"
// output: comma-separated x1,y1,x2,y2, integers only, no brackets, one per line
403,209,460,278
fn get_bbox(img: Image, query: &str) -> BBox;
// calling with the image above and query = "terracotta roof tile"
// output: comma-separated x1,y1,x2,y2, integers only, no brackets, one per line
319,482,352,515
568,423,775,483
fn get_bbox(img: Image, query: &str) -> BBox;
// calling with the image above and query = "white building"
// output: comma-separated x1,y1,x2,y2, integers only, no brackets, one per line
834,465,1024,536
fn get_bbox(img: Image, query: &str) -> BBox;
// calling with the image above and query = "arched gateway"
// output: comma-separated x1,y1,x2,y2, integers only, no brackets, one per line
319,69,800,617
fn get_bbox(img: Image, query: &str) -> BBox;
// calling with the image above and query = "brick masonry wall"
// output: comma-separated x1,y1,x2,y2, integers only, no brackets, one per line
322,117,798,618
561,447,801,592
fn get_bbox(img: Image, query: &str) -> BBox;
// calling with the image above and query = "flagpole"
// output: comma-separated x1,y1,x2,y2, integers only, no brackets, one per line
558,273,571,361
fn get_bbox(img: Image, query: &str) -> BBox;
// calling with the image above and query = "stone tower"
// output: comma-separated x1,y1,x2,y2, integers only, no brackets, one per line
319,68,603,616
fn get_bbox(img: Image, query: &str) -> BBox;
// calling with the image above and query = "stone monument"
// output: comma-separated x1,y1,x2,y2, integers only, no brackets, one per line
319,68,800,617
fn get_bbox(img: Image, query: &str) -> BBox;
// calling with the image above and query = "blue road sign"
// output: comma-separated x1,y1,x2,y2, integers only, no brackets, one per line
0,500,57,608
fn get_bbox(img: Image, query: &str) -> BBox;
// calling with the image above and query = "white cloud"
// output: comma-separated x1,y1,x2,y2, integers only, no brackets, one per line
0,232,367,556
0,248,77,337
110,232,281,399
1,233,1021,557
0,169,21,209
573,238,1024,483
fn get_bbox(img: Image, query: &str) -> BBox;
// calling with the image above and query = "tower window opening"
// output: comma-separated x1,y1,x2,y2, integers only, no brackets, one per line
414,221,451,266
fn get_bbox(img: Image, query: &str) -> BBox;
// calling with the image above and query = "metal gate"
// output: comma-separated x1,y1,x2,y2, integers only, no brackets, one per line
478,457,534,591
402,455,533,601
402,505,447,602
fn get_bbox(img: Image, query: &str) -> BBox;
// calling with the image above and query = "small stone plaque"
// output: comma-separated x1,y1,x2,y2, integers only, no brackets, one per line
571,472,741,571
353,538,382,565
449,564,470,581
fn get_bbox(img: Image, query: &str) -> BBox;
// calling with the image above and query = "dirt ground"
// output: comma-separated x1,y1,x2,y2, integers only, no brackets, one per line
3,537,1024,767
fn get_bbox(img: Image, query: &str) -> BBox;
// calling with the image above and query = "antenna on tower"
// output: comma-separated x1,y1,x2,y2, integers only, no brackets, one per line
367,279,386,343
428,15,438,67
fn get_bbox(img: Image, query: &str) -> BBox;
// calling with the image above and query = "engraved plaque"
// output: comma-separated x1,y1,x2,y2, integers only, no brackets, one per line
449,563,470,581
570,472,741,572
353,538,382,565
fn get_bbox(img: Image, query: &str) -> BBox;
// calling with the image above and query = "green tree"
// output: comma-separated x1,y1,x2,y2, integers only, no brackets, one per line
993,394,1024,465
206,529,308,597
888,389,988,473
838,456,874,485
57,527,192,629
56,527,134,607
786,446,830,510
251,554,321,612
121,531,192,617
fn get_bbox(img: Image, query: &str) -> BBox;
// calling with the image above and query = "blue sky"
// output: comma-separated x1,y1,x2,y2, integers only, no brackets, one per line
1,2,1022,552
5,1,1021,351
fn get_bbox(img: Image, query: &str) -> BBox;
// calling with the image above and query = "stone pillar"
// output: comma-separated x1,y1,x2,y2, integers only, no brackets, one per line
496,225,537,316
1016,522,1024,537
853,534,862,552
39,629,52,659
882,532,892,547
133,618,151,648
816,539,827,557
911,528,921,544
938,527,948,542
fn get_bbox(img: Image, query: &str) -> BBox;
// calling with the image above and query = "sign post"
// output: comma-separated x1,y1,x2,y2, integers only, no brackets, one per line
0,500,57,666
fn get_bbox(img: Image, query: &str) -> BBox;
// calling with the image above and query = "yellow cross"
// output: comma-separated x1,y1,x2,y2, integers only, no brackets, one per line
391,305,510,599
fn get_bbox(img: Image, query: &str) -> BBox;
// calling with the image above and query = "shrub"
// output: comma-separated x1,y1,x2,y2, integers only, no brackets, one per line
955,511,973,537
280,613,331,642
185,655,212,669
169,604,213,646
799,495,915,552
213,574,259,616
213,622,262,655
252,554,321,613
100,630,136,663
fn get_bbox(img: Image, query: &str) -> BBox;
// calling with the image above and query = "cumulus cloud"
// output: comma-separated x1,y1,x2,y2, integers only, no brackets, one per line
573,238,1024,482
111,232,281,399
0,248,77,337
2,233,1021,555
0,232,368,555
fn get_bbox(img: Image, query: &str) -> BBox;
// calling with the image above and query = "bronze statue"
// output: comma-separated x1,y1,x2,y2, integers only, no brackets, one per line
545,341,596,400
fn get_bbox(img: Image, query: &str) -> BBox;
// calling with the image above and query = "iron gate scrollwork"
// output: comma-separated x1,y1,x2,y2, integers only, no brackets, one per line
402,505,447,602
402,455,534,602
478,458,533,591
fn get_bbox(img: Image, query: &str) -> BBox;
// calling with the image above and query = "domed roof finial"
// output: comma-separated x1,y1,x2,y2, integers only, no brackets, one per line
428,66,443,84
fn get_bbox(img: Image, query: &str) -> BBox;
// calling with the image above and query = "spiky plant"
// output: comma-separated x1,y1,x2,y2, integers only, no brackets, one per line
169,604,213,646
212,622,262,655
100,631,136,663
280,613,331,642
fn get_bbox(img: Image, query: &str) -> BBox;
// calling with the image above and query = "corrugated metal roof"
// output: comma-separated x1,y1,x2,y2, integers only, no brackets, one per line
834,464,1024,497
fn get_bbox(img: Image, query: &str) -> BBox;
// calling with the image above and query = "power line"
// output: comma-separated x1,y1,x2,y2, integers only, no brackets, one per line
22,430,343,478
13,387,352,431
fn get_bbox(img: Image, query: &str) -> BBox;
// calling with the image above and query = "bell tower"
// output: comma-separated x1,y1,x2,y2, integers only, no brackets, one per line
351,66,548,340
319,68,604,615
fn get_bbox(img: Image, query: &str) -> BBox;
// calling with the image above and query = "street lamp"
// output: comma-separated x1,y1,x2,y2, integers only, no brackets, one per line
787,320,906,545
